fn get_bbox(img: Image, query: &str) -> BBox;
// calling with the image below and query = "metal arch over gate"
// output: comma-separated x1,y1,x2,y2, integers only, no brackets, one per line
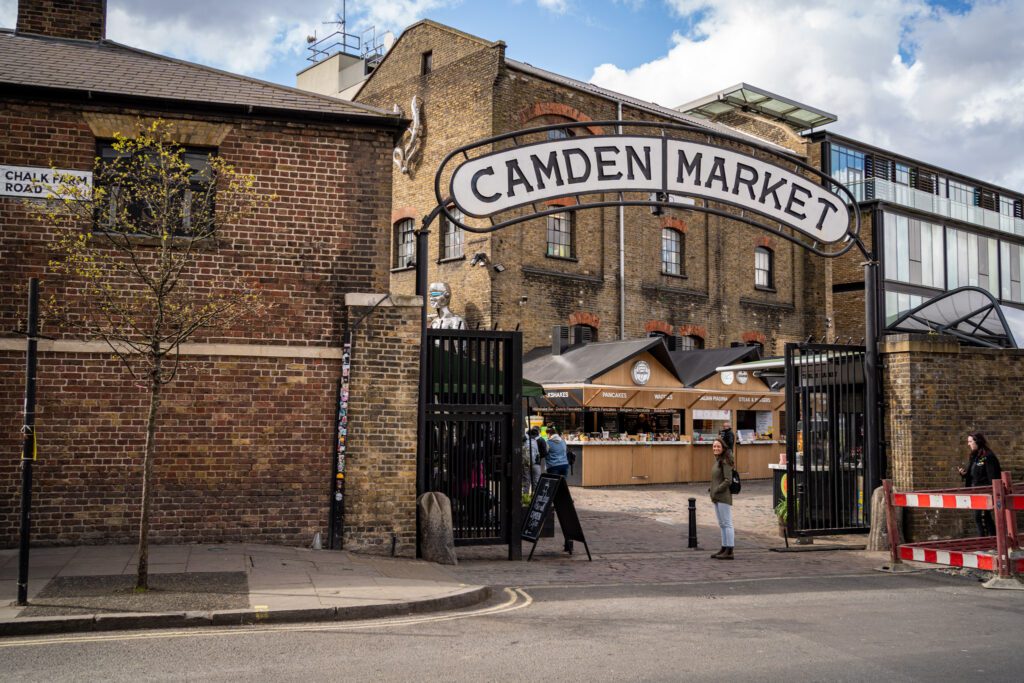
416,118,883,552
434,120,861,258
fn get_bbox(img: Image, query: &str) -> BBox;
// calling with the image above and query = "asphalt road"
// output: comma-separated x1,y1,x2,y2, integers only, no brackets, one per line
2,570,1022,682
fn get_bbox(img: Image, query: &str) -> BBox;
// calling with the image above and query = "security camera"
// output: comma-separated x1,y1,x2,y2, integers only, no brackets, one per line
469,252,488,267
518,295,528,304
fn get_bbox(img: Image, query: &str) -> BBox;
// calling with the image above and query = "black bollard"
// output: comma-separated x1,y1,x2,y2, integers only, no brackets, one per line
687,497,698,549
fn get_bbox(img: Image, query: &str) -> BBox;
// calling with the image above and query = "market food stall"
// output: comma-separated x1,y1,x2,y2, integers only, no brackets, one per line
524,337,784,486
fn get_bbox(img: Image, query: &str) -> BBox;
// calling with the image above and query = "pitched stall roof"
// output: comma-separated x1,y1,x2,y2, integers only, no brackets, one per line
0,30,401,124
667,346,762,387
523,338,683,386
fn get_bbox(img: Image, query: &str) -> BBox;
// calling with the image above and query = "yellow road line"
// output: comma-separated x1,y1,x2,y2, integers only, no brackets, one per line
0,588,532,649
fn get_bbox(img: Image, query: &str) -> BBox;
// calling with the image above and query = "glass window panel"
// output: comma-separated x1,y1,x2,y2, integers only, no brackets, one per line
394,219,415,268
662,228,683,275
896,219,910,283
884,213,898,280
441,208,464,259
546,212,575,258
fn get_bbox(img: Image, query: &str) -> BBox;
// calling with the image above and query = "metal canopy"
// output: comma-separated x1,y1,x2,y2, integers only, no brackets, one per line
675,83,837,132
886,286,1024,349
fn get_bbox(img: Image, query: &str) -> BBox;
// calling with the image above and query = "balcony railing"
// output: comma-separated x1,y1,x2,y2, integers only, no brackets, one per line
847,178,1024,237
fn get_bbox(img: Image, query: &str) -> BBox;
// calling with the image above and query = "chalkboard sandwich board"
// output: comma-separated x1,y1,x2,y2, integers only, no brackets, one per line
521,473,591,561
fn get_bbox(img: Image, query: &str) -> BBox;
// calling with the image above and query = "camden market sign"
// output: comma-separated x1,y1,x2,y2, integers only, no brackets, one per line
437,120,860,257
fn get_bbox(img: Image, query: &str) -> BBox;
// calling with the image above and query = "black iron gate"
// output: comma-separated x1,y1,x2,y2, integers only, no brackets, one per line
421,329,522,552
784,342,871,537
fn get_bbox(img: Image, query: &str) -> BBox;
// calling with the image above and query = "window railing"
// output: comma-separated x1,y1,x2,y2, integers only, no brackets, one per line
848,178,1024,237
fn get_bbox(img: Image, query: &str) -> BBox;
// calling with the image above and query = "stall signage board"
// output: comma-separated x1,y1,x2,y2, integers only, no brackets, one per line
522,474,592,561
450,136,851,245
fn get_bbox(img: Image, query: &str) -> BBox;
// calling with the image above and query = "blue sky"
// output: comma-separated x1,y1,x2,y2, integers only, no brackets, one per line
1,1,1022,188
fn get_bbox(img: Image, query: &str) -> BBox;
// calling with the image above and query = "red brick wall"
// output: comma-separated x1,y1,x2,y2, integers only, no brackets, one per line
0,353,338,545
0,98,396,547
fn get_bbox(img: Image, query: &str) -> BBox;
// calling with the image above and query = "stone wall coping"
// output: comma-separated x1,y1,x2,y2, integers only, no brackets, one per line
881,333,1024,357
345,293,423,308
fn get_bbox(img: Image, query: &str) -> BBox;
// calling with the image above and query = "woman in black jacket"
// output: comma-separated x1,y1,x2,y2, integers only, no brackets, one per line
957,432,1002,536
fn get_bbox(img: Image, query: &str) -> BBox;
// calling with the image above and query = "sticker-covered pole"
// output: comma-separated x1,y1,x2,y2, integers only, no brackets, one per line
17,278,39,606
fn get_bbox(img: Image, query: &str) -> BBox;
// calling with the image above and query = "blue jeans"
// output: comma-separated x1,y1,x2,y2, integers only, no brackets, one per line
714,502,735,547
547,464,569,477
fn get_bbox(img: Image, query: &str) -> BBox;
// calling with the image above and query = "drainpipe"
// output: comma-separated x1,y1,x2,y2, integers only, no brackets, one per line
617,101,625,340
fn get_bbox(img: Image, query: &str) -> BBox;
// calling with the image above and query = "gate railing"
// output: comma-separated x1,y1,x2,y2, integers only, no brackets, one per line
784,342,871,537
422,329,522,549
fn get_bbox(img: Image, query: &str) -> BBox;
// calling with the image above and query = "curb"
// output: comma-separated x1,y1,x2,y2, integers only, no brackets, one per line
0,586,490,638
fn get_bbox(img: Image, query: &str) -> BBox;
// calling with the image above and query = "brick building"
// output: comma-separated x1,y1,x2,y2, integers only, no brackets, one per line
321,21,833,355
0,1,419,552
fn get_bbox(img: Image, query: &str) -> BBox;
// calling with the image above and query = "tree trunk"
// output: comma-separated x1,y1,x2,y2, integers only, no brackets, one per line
136,358,162,590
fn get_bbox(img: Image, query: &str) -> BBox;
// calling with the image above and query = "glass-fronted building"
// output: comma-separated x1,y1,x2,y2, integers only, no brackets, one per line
811,133,1024,331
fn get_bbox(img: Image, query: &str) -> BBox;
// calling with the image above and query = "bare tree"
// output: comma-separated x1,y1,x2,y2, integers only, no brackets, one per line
35,121,272,589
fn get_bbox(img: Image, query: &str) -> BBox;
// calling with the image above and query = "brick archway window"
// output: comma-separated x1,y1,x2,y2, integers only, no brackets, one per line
680,335,704,350
662,228,685,276
755,247,774,290
393,218,415,269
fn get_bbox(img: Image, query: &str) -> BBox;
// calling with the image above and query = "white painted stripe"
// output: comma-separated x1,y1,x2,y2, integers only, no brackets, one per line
0,339,344,359
963,553,979,568
936,551,950,566
955,495,972,509
906,494,920,507
912,548,926,562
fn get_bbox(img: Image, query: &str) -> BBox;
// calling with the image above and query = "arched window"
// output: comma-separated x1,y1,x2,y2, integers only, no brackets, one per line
755,247,774,289
393,218,415,269
440,207,464,260
662,228,684,275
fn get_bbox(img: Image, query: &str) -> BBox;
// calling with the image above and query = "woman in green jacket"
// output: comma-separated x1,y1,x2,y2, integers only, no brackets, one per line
709,437,735,560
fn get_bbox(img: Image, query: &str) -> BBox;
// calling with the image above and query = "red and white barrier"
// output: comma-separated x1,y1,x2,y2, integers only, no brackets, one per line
883,473,1021,582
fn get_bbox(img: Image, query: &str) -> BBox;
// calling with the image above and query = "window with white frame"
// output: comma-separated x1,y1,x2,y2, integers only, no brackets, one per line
754,247,774,289
680,334,704,350
440,208,464,260
883,212,944,289
662,228,684,275
393,218,415,269
546,212,575,259
894,162,910,186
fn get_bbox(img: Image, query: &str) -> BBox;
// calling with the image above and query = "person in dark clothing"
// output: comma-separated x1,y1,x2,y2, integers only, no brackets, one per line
719,421,735,451
957,432,1002,537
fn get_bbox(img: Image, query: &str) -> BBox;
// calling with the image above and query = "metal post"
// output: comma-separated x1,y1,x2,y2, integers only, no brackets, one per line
415,226,430,499
687,497,698,549
992,478,1010,579
863,256,881,504
1001,472,1019,551
17,278,39,606
882,479,901,567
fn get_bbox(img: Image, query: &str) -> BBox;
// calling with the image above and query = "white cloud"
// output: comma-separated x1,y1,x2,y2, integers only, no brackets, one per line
99,1,457,78
591,0,1024,190
537,0,570,13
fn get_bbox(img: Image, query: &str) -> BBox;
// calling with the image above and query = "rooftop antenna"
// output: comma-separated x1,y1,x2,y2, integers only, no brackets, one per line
306,0,385,65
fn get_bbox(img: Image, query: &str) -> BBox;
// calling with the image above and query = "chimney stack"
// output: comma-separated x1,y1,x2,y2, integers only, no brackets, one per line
17,0,107,41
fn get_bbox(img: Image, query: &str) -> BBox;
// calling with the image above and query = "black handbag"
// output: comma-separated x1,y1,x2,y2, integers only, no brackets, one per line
729,466,741,495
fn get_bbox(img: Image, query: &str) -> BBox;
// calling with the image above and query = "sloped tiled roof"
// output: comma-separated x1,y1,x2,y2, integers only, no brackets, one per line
0,30,401,124
506,59,794,155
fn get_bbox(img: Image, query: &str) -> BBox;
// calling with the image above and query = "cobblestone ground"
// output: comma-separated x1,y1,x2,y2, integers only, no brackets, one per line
450,480,884,587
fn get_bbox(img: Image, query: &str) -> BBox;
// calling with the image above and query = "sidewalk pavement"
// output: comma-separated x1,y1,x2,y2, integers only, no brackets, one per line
0,544,488,637
1,480,923,637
